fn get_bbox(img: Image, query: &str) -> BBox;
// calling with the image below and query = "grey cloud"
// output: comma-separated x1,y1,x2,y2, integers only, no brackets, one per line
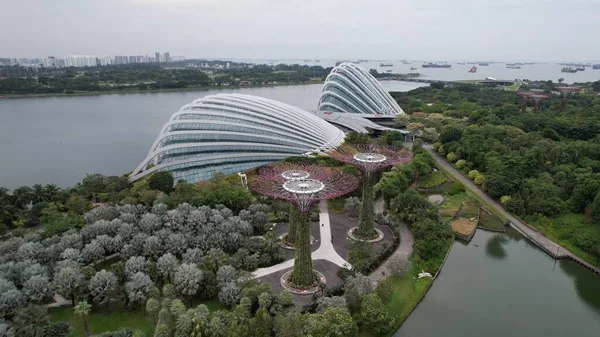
1,0,599,61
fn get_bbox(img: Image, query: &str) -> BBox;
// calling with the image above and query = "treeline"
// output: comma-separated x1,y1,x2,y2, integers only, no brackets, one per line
392,84,600,260
0,171,255,237
0,63,332,95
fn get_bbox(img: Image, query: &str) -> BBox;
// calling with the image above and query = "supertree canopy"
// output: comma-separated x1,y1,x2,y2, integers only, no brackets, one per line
329,144,414,240
555,86,584,112
251,163,359,287
256,163,314,245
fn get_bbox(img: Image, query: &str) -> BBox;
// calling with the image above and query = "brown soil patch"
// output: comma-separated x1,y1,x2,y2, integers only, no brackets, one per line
451,217,477,236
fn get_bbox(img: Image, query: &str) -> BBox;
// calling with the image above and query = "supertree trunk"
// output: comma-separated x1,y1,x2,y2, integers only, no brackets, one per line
357,173,375,238
287,206,299,245
291,212,315,286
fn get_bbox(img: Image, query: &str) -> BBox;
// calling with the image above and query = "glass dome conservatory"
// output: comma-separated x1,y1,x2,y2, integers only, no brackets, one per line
129,94,345,184
317,62,405,115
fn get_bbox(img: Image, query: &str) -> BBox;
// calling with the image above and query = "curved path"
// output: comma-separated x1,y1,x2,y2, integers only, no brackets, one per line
252,200,351,279
424,145,600,275
368,198,414,284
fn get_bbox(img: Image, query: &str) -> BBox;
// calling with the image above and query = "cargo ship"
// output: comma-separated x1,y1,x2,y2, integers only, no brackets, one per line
478,62,489,66
506,64,521,69
576,66,585,71
380,62,393,67
561,67,577,73
593,64,600,69
422,62,451,68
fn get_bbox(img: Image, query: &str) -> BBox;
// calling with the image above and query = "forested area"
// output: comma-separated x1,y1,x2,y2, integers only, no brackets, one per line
0,63,331,95
391,83,600,262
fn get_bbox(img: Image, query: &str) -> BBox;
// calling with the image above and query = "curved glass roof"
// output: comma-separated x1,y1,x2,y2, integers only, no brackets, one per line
317,62,405,115
130,94,345,183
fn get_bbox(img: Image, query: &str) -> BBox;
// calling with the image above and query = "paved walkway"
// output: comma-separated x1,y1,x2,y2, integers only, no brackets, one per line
424,145,600,275
252,200,351,279
368,199,415,285
46,294,71,308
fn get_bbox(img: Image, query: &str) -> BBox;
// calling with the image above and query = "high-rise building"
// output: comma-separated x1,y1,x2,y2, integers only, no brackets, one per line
164,52,171,63
155,52,161,63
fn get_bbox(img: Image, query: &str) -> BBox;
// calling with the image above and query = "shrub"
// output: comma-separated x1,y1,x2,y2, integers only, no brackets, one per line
455,159,466,169
446,152,458,163
148,172,174,193
447,182,466,196
417,172,448,189
468,170,480,180
344,197,361,218
474,174,485,186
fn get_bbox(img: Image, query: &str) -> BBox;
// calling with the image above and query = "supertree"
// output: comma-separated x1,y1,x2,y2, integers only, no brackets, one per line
329,144,414,240
555,86,583,112
516,91,532,112
251,164,359,287
529,93,549,111
256,163,313,246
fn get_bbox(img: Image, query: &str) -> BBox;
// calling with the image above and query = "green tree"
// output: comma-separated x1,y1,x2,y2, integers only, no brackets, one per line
306,307,358,337
74,301,92,337
13,304,50,337
439,124,462,144
65,195,89,215
148,172,174,193
358,294,392,336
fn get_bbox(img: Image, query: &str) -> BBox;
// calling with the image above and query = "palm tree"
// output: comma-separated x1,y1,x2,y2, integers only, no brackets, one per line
13,304,51,337
74,301,92,337
44,184,60,201
12,186,33,208
32,184,46,203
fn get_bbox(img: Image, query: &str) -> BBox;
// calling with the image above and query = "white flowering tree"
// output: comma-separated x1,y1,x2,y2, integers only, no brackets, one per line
174,263,203,303
53,266,84,306
23,275,52,303
125,272,154,308
218,282,240,308
125,256,147,279
157,253,179,284
215,265,237,287
88,270,118,309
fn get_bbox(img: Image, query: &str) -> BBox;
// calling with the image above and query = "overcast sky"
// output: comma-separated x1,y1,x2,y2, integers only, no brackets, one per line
1,0,599,61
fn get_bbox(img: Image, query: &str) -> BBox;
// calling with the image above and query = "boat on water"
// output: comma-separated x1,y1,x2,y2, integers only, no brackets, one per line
593,64,600,69
410,67,417,70
478,62,489,66
315,60,321,63
468,66,477,73
562,67,578,73
506,64,522,69
422,62,451,68
576,66,585,71
457,62,466,65
380,63,393,67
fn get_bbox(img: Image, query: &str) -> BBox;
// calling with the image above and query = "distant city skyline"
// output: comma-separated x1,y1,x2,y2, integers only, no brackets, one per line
0,52,184,68
2,0,600,62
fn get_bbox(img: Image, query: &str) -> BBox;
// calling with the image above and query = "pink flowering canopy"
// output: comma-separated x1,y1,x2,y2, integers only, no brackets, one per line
251,163,359,212
328,144,414,173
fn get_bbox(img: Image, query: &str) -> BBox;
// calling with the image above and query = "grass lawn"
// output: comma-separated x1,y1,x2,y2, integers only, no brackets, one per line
439,192,475,220
50,306,154,337
417,171,448,189
457,197,479,219
478,207,507,231
529,213,600,266
193,297,224,312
